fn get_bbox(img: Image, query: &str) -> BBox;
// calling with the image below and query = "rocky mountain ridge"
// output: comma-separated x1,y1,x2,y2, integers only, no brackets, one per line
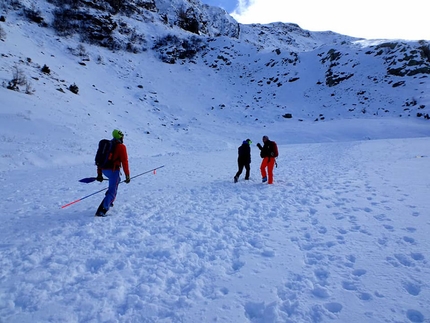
1,0,429,124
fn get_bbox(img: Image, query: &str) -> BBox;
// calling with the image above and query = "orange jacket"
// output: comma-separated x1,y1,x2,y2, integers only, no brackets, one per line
98,142,130,176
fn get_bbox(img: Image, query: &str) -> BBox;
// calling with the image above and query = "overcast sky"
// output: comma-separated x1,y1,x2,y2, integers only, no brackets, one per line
201,0,429,41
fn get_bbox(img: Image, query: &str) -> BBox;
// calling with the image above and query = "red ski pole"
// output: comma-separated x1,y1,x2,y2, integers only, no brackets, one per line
62,165,165,208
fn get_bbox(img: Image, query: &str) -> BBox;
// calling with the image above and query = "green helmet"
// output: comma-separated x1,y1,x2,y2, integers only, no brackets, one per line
112,129,124,140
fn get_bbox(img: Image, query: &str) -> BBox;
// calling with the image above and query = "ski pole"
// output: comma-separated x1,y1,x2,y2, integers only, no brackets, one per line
61,187,109,209
126,165,165,182
79,165,165,183
62,165,165,209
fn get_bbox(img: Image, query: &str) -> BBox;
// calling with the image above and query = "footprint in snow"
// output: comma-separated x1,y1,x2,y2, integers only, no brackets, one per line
406,309,425,323
402,281,421,296
402,236,416,244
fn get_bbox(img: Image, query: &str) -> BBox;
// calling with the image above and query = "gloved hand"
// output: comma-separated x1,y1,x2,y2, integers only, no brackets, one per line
257,143,262,149
96,174,103,182
124,175,131,184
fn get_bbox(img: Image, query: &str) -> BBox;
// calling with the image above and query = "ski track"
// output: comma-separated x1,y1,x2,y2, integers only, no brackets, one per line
0,140,429,323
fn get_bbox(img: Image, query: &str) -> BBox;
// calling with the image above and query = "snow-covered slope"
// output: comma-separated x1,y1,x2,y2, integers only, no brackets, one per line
1,0,429,172
1,1,430,323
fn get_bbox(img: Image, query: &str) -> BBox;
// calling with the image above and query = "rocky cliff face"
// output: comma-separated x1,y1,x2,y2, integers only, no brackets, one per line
1,0,429,121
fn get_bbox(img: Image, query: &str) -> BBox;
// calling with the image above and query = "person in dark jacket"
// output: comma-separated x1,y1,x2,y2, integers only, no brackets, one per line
234,139,252,183
95,129,130,217
257,135,278,184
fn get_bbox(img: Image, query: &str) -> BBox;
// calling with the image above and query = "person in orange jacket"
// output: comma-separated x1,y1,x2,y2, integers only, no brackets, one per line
95,129,130,217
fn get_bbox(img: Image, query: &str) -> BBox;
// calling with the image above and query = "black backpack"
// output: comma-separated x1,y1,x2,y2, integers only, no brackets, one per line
95,139,117,168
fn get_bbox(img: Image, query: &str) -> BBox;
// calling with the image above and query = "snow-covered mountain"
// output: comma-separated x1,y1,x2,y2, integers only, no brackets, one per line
1,0,429,171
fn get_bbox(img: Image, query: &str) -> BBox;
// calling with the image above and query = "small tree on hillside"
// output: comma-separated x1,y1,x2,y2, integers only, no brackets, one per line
7,65,27,91
41,64,51,74
69,83,79,94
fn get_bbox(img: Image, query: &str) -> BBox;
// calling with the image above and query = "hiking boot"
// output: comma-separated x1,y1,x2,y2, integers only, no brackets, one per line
245,177,249,180
234,176,238,183
262,177,267,183
95,206,107,217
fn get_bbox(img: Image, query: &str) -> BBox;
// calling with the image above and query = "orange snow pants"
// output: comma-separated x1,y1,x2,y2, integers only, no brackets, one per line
260,157,275,184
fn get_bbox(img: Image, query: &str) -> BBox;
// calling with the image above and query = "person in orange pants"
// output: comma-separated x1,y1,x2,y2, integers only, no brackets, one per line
256,135,278,184
260,155,276,184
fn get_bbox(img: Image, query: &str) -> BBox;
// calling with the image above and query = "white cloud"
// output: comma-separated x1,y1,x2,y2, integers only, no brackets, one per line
231,0,430,40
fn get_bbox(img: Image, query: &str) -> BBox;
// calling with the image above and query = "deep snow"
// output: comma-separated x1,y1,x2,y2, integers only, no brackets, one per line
1,136,430,323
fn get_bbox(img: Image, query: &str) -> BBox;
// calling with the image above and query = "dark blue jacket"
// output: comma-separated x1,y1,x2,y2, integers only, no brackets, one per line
238,142,251,164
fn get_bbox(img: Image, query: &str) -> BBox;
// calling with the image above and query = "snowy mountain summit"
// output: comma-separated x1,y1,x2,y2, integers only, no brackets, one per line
0,1,430,323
